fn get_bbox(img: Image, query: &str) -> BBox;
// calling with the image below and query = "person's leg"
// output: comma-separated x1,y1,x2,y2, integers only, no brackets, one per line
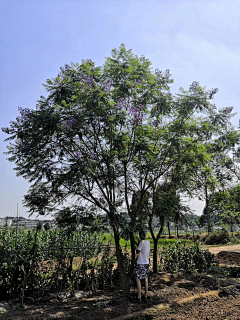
144,277,148,298
136,278,142,299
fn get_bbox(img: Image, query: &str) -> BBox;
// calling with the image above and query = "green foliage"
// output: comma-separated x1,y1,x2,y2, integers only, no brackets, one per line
0,228,104,303
209,185,240,229
204,229,230,245
159,241,216,273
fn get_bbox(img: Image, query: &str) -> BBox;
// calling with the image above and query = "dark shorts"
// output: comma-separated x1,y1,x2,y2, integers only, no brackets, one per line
136,264,149,280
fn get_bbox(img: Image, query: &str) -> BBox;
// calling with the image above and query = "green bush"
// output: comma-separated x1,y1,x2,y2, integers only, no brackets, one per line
159,241,216,273
204,230,230,245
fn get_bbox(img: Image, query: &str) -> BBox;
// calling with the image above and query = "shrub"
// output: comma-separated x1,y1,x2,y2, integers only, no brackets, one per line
159,241,216,273
204,230,230,245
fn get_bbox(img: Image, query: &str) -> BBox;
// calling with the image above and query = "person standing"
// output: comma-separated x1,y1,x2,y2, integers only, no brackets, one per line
136,230,150,301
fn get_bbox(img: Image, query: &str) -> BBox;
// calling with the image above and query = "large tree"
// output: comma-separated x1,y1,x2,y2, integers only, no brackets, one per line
2,44,237,295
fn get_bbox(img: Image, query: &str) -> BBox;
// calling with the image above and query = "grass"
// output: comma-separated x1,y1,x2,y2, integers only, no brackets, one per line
101,233,193,249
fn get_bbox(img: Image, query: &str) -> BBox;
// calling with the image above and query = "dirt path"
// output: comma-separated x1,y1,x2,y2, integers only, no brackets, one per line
203,244,240,254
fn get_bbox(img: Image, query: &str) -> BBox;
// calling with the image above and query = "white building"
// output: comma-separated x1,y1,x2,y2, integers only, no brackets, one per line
0,217,13,227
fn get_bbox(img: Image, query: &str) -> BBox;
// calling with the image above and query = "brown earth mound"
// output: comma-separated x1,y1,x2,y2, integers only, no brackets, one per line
216,251,240,265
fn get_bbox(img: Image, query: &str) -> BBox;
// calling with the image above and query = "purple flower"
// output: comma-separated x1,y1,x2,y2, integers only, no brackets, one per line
81,73,95,88
60,117,77,131
1,127,10,133
155,69,162,76
222,106,234,115
19,141,31,153
90,152,96,160
59,64,71,74
135,80,142,86
18,107,33,122
76,152,83,158
190,81,199,90
102,79,113,92
207,88,219,99
86,76,95,87
117,98,126,110
129,104,143,123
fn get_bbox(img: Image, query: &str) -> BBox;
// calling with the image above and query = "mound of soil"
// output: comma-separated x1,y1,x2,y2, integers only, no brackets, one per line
217,251,240,265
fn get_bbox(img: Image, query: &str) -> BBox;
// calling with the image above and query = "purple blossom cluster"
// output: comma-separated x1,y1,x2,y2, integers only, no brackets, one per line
19,141,31,153
1,127,10,133
117,98,126,110
60,117,77,131
207,88,219,99
102,79,113,92
76,151,83,158
155,69,162,76
155,69,171,80
2,107,33,133
190,81,199,90
222,106,234,115
60,64,71,74
90,152,96,160
80,73,95,88
135,80,142,86
129,104,143,123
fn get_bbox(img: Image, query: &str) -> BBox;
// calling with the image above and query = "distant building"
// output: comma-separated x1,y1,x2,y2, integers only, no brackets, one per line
0,217,13,227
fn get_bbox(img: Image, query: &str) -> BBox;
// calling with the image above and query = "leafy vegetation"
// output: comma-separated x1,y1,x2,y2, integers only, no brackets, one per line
159,241,216,273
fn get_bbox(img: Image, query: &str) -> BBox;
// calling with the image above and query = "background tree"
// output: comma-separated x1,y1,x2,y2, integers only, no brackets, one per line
208,185,240,234
188,113,239,233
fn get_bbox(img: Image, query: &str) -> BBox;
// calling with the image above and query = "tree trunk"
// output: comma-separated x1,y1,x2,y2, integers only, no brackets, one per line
113,226,134,297
205,188,212,234
152,217,164,274
121,274,131,297
167,221,172,239
153,238,158,273
176,224,179,239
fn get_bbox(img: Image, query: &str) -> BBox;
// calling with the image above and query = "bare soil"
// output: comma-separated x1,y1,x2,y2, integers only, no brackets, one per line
205,244,240,266
1,245,240,320
205,244,240,255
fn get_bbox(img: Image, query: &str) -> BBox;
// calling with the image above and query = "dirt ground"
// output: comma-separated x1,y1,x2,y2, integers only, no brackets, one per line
205,244,240,265
204,244,240,255
1,244,240,320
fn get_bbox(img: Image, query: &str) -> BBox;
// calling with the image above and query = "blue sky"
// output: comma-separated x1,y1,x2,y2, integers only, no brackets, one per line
0,0,239,219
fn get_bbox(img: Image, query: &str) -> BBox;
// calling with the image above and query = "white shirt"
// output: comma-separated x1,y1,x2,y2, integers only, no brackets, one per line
137,240,150,264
